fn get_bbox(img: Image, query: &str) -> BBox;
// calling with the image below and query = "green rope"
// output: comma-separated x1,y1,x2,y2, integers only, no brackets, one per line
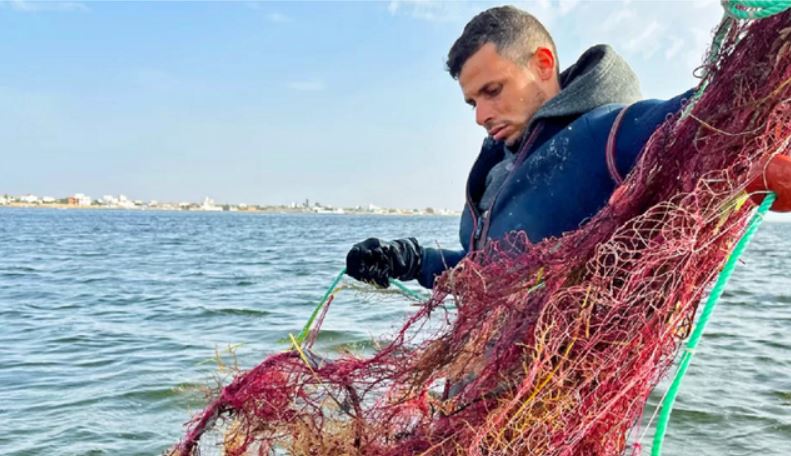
650,192,776,456
683,1,791,118
294,267,347,345
652,2,788,449
681,12,732,118
294,267,430,346
391,277,431,301
723,0,791,19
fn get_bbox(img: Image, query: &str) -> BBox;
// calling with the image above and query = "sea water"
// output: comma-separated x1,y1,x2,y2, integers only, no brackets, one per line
0,208,789,455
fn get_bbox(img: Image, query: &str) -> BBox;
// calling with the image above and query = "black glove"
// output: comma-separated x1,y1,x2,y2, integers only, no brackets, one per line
345,237,423,288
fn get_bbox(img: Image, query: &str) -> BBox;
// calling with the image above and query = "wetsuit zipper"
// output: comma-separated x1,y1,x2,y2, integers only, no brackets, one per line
469,123,544,251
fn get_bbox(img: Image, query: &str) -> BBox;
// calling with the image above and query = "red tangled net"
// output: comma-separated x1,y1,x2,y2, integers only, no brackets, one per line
172,11,791,456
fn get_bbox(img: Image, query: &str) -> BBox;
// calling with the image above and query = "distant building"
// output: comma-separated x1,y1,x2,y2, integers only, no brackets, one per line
69,193,92,206
19,194,40,204
117,195,135,209
98,194,132,208
200,197,222,211
313,205,345,214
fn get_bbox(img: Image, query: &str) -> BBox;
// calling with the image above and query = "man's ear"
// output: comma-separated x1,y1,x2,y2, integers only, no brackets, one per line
533,47,557,80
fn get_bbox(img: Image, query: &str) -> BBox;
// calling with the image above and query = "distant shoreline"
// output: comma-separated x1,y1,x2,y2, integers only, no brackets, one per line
0,204,460,217
4,203,785,222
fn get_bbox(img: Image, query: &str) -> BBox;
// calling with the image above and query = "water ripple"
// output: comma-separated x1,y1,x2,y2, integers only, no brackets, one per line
0,208,788,455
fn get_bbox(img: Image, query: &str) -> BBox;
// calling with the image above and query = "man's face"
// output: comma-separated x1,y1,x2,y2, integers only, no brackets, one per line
459,42,555,147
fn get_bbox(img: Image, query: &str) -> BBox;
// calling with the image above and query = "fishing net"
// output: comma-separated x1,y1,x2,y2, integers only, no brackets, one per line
171,8,791,456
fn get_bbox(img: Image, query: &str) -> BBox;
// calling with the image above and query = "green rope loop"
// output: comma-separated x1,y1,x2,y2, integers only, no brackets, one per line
684,0,791,117
651,192,776,455
681,13,733,119
294,268,430,346
722,0,791,19
294,267,347,345
391,277,431,301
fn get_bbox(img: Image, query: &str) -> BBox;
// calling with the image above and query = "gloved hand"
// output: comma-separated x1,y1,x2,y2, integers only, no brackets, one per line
345,237,423,288
747,154,791,212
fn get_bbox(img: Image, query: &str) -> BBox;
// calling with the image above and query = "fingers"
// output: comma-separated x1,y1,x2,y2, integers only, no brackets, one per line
345,238,392,287
372,274,391,289
345,245,366,280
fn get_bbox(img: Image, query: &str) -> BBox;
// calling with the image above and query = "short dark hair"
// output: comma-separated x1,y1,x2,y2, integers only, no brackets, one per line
446,6,557,79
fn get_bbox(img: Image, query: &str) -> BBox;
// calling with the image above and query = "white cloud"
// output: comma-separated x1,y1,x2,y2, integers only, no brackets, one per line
386,0,467,23
685,27,713,74
665,35,684,60
384,0,723,76
386,1,576,27
286,81,325,92
558,0,580,16
4,0,88,13
692,0,719,8
267,12,290,23
623,20,663,59
599,9,636,33
513,0,561,31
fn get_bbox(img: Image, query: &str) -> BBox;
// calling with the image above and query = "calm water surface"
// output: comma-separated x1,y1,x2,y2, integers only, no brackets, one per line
0,208,789,455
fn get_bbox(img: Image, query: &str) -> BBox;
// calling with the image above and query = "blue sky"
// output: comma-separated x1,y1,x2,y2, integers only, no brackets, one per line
1,0,725,210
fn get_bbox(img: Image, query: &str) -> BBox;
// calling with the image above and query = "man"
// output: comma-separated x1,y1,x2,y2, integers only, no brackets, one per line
346,5,791,289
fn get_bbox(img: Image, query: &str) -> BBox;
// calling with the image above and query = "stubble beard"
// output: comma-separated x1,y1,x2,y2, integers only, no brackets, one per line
507,89,549,147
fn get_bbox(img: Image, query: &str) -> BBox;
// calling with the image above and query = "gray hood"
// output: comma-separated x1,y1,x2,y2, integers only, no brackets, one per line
529,44,642,127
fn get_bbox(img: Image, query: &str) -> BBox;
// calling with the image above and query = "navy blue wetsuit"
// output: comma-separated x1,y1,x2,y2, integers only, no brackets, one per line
416,87,692,288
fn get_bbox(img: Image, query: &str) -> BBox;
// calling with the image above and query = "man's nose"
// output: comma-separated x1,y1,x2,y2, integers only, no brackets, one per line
475,102,493,127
